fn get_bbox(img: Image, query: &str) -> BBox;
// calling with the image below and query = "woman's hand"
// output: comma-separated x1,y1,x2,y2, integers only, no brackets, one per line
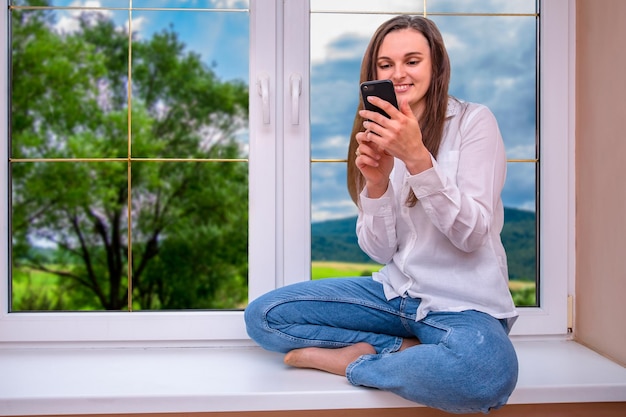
358,96,433,175
354,130,394,198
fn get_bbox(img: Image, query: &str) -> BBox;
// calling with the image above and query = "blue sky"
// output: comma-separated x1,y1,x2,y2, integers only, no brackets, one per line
54,0,538,221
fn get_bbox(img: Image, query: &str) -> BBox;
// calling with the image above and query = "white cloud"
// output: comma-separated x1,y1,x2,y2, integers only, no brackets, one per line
54,1,114,33
126,16,147,35
439,32,465,52
310,14,381,64
314,135,348,151
211,0,249,8
505,145,536,160
56,15,81,34
311,199,357,222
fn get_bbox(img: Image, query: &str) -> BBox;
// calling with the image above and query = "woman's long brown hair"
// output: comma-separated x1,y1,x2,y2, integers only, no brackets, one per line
347,15,451,206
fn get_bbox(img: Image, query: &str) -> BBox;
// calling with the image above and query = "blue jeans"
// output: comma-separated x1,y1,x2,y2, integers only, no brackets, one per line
244,277,518,414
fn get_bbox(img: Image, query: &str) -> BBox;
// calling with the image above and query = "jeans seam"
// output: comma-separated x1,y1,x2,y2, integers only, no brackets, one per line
261,297,409,349
263,296,404,352
264,295,414,322
345,354,369,385
270,295,408,315
398,296,417,335
261,300,351,348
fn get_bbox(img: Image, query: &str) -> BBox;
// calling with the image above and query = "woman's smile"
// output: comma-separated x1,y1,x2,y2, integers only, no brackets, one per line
394,83,413,93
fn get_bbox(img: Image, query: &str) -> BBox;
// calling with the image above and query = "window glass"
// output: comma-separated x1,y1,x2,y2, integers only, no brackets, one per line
10,0,130,6
427,0,535,14
309,1,538,307
9,0,250,311
1,0,572,341
310,0,534,14
133,0,242,8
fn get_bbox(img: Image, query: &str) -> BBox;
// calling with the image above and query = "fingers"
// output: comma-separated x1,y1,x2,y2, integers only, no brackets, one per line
359,110,388,128
355,133,383,169
399,98,413,117
354,135,393,188
364,119,394,141
359,97,412,128
363,95,399,118
358,104,395,138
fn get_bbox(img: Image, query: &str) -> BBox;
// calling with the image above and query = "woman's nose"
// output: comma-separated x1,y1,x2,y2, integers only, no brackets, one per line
392,65,406,80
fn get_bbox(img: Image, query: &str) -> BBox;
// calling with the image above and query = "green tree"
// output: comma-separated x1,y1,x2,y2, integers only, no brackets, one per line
10,1,249,310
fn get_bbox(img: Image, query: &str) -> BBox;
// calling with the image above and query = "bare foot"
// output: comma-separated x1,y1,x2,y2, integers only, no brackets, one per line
399,337,421,351
284,342,376,376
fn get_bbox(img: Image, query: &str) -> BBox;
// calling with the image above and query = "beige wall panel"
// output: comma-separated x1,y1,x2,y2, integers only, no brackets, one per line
575,0,626,365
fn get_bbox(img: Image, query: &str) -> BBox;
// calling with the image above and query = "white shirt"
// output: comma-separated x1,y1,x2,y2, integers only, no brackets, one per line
357,98,518,323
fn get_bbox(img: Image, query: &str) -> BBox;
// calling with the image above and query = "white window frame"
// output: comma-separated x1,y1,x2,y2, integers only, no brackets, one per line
508,0,574,336
0,0,573,345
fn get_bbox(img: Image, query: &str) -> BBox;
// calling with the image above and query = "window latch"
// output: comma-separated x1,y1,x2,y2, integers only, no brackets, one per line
290,74,302,125
257,74,270,124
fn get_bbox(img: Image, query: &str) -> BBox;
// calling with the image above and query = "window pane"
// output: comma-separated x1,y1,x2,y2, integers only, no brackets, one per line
11,161,129,311
503,162,538,307
311,0,424,14
310,2,538,308
130,9,249,159
10,0,248,8
11,0,129,6
437,15,537,160
428,0,535,14
311,162,356,223
9,1,250,311
131,161,248,311
309,12,381,160
310,0,535,15
133,0,249,10
10,7,130,160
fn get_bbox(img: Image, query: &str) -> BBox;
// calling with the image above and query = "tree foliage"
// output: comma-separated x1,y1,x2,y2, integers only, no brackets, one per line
10,1,249,310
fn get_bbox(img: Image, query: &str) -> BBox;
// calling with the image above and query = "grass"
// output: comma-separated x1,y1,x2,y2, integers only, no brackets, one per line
11,266,68,310
11,262,537,310
311,261,382,279
508,279,536,291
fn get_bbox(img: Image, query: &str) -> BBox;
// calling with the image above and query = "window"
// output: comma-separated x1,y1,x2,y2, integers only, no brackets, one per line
0,0,573,344
304,0,573,337
309,1,539,309
9,0,250,313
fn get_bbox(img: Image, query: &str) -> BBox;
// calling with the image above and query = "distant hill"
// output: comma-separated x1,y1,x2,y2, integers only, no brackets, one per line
312,207,536,280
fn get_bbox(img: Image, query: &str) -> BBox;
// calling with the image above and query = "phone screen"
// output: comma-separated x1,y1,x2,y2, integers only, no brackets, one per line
360,80,398,118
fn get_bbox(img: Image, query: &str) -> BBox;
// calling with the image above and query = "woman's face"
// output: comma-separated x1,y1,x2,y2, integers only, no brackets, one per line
375,28,432,118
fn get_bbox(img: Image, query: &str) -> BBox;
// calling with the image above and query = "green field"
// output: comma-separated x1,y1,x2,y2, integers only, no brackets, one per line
11,266,72,310
311,261,382,279
11,261,536,310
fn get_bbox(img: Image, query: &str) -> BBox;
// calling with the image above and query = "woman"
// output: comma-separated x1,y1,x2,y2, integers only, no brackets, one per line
245,15,518,414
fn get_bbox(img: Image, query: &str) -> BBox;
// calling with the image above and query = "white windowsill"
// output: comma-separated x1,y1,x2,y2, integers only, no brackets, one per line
1,338,625,416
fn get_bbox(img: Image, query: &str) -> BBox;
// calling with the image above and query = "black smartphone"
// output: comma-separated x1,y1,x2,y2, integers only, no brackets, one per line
360,79,398,118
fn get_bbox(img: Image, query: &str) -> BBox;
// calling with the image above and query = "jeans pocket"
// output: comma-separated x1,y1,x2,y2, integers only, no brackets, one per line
416,316,453,346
